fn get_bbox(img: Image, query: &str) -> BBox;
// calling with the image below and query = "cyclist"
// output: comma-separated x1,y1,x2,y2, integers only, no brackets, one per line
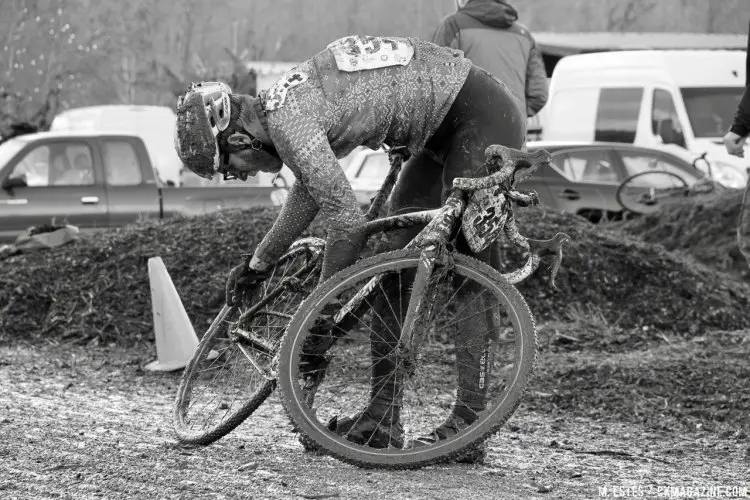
175,35,526,463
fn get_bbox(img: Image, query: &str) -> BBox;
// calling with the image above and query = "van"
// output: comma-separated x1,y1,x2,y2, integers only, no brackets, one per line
541,50,748,188
50,105,183,186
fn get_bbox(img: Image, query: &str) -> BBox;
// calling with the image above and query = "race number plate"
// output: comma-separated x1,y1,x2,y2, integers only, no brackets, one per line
462,186,510,254
327,36,414,72
265,70,309,111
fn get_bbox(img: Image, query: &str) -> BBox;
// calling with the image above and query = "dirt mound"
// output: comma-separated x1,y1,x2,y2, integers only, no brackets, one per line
1,206,749,344
613,190,750,281
500,206,750,339
528,326,750,436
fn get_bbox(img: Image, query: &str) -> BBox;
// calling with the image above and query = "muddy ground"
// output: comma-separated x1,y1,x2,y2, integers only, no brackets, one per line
1,322,748,500
2,200,749,499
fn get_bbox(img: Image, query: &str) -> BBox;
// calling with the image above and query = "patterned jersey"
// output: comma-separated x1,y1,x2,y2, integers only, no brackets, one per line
254,36,472,266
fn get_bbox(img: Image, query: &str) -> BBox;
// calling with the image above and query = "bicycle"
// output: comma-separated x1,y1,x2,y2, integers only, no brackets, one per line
616,152,725,215
274,145,570,469
173,147,409,445
173,144,570,467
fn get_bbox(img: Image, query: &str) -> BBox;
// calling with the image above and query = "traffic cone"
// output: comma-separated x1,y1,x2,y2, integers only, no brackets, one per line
144,257,199,372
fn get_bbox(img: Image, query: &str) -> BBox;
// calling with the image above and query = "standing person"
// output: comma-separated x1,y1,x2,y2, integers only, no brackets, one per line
723,20,750,158
175,35,527,463
431,0,548,119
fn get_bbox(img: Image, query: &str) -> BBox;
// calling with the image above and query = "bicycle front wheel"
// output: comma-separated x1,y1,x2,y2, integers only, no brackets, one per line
616,171,690,214
173,241,322,445
277,249,537,469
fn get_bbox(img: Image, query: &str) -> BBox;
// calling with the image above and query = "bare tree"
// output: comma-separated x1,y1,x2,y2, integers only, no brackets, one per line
605,0,657,31
0,0,99,129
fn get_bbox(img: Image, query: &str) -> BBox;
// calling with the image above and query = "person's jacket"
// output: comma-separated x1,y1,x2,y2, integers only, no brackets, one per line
730,21,750,137
431,0,548,117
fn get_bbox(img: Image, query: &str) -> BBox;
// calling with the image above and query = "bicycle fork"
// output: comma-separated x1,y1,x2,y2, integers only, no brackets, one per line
397,246,443,377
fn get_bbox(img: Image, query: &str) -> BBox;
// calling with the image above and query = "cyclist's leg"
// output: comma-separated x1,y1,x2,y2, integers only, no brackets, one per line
298,228,369,412
332,66,527,448
414,65,526,452
372,153,442,408
328,153,443,445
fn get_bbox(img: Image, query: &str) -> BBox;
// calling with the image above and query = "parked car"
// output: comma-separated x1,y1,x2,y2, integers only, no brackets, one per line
0,131,291,242
540,50,747,189
522,141,706,222
341,142,707,223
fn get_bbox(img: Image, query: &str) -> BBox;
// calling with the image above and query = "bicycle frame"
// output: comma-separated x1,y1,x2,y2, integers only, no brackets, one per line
248,145,569,377
333,146,571,359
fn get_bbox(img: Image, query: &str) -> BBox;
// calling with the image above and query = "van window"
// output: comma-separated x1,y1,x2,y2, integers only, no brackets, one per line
681,87,744,139
103,140,143,186
594,88,643,143
545,88,599,140
652,89,686,148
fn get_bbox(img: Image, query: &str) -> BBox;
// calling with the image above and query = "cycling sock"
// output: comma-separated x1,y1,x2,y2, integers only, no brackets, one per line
453,293,493,423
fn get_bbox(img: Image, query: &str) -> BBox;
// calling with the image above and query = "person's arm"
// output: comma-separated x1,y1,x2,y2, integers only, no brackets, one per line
252,117,364,269
723,23,750,156
250,181,319,270
525,40,549,118
729,89,750,138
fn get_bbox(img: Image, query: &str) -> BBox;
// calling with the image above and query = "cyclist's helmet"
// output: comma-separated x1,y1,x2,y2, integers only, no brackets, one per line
174,81,233,180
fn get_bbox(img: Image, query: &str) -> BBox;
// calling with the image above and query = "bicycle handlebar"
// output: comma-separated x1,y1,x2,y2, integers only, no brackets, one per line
452,145,551,191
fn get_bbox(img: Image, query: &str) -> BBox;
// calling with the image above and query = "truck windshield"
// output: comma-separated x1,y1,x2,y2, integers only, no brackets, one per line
681,87,744,139
0,137,28,167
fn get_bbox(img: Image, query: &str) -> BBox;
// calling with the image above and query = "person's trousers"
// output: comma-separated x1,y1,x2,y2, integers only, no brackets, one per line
368,65,526,420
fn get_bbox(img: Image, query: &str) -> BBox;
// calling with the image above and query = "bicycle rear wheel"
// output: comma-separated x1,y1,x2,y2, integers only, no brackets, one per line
616,171,690,214
173,240,322,445
277,249,537,469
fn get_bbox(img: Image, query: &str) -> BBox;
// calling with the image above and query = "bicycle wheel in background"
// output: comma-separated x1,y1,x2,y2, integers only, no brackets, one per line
173,239,323,446
277,249,537,469
616,171,690,215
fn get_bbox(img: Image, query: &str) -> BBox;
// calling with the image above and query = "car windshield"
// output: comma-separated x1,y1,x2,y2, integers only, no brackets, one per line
681,87,744,139
0,137,28,167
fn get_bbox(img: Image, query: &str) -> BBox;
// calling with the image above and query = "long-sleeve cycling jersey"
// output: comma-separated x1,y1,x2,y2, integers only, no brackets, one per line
252,36,472,267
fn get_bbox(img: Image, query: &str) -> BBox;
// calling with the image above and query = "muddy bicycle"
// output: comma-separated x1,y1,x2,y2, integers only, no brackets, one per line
173,145,570,468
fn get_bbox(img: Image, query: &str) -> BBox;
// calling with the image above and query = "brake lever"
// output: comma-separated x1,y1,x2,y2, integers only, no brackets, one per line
527,232,571,289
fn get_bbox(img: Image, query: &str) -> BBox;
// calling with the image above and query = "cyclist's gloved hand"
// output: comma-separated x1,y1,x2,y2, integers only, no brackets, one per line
225,256,271,306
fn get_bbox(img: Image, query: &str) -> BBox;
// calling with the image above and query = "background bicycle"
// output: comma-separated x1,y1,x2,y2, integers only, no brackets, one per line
616,152,728,215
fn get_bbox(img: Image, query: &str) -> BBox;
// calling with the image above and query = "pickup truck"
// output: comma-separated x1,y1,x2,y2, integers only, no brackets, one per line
0,130,290,243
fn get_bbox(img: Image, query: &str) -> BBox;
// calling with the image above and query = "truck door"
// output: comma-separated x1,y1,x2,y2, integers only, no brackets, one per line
0,139,107,241
99,137,161,227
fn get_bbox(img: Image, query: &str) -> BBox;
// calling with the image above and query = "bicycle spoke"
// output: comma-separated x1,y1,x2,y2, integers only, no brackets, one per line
174,246,321,445
282,250,535,467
